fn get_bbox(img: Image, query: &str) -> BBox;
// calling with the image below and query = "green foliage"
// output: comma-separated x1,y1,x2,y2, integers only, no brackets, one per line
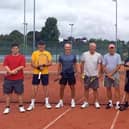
41,17,60,41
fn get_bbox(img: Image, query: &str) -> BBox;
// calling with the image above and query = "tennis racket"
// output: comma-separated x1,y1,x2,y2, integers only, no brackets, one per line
37,53,48,80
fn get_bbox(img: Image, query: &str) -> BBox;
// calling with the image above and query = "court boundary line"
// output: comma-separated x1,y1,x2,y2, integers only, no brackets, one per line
42,96,85,129
109,94,125,129
42,89,94,129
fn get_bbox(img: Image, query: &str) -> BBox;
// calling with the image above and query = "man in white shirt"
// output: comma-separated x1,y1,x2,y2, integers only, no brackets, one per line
80,42,102,109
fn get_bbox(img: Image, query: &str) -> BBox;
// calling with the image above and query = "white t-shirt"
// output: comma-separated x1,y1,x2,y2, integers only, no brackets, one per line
81,51,102,76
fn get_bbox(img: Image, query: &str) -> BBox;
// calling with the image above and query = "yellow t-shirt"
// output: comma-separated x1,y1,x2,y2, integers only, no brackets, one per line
31,50,52,74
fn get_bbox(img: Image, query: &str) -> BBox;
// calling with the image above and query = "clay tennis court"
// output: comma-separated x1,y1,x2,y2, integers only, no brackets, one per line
0,64,129,129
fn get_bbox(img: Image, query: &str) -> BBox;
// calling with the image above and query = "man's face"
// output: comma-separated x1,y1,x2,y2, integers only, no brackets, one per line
108,47,115,55
64,44,72,54
89,43,96,53
38,44,45,51
11,46,19,55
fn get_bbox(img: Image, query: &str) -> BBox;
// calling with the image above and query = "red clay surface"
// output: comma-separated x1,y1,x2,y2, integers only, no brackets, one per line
0,64,129,129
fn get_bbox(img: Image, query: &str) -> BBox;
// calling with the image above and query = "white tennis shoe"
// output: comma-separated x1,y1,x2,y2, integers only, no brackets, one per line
3,107,10,114
27,104,35,111
55,101,64,109
94,102,101,109
81,102,89,109
71,99,76,108
45,103,52,109
19,106,26,113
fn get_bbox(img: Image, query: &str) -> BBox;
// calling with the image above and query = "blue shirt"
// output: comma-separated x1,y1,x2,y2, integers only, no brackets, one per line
59,54,77,74
103,53,121,72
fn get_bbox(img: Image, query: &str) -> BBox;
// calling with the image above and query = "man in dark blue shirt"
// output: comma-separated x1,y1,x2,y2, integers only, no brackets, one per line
119,58,129,111
55,43,77,108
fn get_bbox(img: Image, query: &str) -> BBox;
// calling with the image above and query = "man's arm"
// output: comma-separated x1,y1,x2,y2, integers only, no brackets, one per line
4,66,12,74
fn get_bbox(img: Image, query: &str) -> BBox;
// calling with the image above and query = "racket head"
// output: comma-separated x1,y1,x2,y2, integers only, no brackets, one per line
38,53,48,66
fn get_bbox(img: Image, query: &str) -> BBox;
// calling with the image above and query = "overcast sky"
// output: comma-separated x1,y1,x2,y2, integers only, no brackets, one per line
0,0,129,40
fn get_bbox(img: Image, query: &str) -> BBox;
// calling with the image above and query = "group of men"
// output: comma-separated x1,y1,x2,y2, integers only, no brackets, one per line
2,40,129,115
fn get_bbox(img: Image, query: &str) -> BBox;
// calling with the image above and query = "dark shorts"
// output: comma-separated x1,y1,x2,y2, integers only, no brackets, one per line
32,74,49,86
59,73,76,86
125,78,129,93
3,79,24,95
84,76,99,90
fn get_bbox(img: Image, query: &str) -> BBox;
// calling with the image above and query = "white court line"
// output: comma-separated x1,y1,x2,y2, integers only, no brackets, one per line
109,94,125,129
42,96,85,129
43,108,71,129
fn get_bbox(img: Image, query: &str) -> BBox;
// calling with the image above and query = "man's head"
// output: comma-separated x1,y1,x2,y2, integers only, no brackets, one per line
89,42,96,54
64,43,72,54
37,40,46,51
11,43,20,55
108,43,116,55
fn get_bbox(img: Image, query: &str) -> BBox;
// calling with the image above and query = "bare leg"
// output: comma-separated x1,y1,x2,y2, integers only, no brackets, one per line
18,94,24,106
31,86,38,99
5,94,11,107
43,86,49,98
115,87,120,102
60,85,65,100
93,89,99,102
84,87,89,102
70,85,75,99
106,87,112,101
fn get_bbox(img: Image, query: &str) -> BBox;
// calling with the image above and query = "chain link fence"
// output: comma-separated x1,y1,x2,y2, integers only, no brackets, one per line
0,40,129,62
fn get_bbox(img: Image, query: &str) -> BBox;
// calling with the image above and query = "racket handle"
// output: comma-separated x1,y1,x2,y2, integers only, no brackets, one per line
38,72,41,79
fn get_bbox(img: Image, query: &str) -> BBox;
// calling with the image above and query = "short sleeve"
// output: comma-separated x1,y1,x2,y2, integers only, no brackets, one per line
98,54,103,64
103,55,107,65
20,55,26,67
81,53,85,62
31,52,36,62
73,55,77,63
47,52,52,62
3,56,8,66
117,54,122,65
58,55,62,63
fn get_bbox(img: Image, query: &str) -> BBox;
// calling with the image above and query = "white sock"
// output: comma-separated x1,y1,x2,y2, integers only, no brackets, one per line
71,99,75,103
109,100,112,104
59,99,63,104
31,99,35,105
116,101,120,106
45,97,49,104
84,101,88,104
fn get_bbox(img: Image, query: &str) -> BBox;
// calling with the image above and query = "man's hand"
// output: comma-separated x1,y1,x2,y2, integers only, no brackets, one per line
106,73,115,80
37,64,46,70
11,70,18,75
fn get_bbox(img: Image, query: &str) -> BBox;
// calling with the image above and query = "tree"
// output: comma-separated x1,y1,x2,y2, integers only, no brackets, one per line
41,17,60,41
8,30,23,43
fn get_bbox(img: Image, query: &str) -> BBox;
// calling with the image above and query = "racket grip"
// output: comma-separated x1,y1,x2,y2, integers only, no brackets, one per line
38,72,41,79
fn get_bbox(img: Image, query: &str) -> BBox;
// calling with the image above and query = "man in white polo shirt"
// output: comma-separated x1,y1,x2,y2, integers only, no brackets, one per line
80,42,102,109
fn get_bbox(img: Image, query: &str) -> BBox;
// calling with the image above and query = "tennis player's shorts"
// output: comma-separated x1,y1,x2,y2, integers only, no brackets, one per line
32,74,49,86
3,79,24,94
84,75,99,90
104,73,119,88
124,78,129,93
59,73,76,86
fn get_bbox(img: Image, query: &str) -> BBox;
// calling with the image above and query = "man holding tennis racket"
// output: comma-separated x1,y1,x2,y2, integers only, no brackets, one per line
103,44,121,110
3,43,26,114
81,42,102,109
27,40,52,110
55,43,77,108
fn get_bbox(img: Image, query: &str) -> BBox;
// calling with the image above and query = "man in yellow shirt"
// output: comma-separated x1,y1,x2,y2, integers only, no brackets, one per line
27,40,52,110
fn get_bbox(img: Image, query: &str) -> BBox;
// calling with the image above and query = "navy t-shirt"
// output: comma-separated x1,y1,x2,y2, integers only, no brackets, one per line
59,54,77,77
125,58,129,79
